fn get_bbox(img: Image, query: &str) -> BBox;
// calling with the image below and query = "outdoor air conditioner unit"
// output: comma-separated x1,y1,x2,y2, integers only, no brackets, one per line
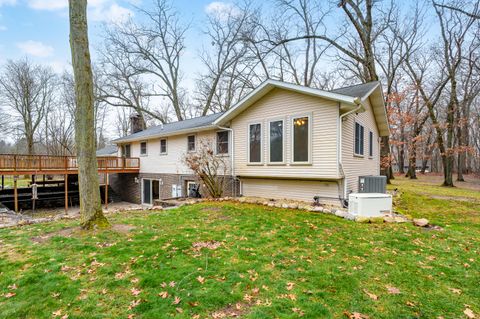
348,193,392,217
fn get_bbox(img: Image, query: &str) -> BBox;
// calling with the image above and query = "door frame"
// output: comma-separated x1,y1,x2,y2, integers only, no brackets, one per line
141,178,161,205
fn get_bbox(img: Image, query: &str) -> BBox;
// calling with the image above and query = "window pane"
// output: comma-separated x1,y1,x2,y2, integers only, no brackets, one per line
369,131,373,156
293,117,309,162
249,124,261,162
160,140,167,153
270,120,283,162
187,135,195,151
216,131,229,154
140,142,147,155
360,126,364,155
355,123,364,155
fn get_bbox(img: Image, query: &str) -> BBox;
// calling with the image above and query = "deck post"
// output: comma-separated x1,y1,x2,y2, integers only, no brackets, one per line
14,175,18,213
105,173,109,209
64,174,68,214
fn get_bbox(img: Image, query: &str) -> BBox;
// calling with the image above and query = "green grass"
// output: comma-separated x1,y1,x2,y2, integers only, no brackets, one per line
1,177,479,318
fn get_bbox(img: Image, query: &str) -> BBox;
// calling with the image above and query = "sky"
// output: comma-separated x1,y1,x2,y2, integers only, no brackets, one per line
0,0,223,85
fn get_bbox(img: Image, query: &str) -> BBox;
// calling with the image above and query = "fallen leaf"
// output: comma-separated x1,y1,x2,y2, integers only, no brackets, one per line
128,299,141,310
188,301,199,307
386,286,401,295
464,308,475,319
4,292,16,298
52,309,63,317
130,288,142,296
406,301,416,307
169,281,176,288
449,288,462,295
61,315,69,319
158,291,169,299
176,307,183,313
7,284,17,290
286,282,295,291
131,278,139,284
173,296,181,305
196,276,205,284
363,289,378,301
292,307,305,316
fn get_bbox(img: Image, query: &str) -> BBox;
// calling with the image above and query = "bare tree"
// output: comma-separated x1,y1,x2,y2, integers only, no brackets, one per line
104,0,189,121
69,0,109,229
433,0,480,20
0,59,57,155
183,138,229,198
196,2,255,115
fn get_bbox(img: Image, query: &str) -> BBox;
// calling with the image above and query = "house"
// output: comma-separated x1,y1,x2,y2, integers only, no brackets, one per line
96,145,118,157
111,79,389,206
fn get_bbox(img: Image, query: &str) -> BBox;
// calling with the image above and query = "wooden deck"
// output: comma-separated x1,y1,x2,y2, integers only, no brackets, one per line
0,154,140,175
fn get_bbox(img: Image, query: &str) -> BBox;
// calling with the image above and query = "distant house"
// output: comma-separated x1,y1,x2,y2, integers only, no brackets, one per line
96,145,118,157
111,79,389,205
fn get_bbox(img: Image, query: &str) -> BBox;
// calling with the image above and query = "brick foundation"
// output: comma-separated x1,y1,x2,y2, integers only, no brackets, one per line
109,173,239,204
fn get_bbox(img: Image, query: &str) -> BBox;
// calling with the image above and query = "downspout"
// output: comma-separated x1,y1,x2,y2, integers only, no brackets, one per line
338,97,364,206
216,125,236,197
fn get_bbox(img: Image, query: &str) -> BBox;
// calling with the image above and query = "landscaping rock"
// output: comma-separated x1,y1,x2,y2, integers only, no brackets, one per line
281,203,289,209
413,218,429,227
334,210,347,218
311,206,323,212
323,208,332,214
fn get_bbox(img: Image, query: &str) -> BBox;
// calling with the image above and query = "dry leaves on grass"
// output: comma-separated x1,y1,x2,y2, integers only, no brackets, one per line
3,292,16,298
158,291,169,299
128,299,141,310
197,276,205,284
286,282,295,291
172,296,181,305
192,240,222,251
449,288,462,295
344,311,370,319
363,289,378,301
7,283,17,290
464,308,476,319
386,285,401,295
130,288,142,296
292,307,305,316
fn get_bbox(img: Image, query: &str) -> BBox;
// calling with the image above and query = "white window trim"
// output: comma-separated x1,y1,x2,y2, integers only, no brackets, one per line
354,121,365,157
141,178,161,206
291,113,312,165
187,134,196,153
140,140,148,157
247,122,263,165
267,117,285,165
215,130,230,156
160,138,168,155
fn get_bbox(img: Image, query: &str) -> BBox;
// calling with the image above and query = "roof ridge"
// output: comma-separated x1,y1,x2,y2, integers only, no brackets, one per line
330,81,379,92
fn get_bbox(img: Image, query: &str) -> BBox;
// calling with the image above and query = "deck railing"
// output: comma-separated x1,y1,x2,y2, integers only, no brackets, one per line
0,154,140,174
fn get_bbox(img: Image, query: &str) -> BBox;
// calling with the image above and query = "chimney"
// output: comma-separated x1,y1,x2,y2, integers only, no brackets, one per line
130,113,145,134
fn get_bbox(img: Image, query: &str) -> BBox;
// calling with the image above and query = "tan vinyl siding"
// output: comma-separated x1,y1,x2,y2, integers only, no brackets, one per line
341,97,380,194
241,178,341,203
126,130,231,175
231,88,340,179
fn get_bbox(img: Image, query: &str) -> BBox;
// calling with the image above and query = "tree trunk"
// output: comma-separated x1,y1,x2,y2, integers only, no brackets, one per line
380,136,393,183
398,143,405,174
69,0,109,229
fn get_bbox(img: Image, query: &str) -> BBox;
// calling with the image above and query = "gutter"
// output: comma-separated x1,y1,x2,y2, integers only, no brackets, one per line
216,125,237,197
338,97,365,203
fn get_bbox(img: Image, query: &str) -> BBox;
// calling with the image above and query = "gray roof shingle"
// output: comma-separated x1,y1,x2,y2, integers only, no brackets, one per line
113,112,224,143
330,81,380,99
96,145,118,156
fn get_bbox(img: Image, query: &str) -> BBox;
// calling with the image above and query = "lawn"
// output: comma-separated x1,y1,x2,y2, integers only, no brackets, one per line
1,177,479,318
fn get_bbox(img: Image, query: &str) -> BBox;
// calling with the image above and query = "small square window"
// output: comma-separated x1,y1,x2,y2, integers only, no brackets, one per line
140,141,147,155
187,135,196,152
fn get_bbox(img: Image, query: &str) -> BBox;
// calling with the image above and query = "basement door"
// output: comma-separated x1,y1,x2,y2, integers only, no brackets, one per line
142,179,160,205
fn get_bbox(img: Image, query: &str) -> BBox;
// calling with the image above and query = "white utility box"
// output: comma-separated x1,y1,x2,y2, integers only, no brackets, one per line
348,193,392,217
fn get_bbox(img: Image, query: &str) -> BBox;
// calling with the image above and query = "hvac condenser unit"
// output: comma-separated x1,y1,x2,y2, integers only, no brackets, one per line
348,193,392,217
358,176,387,193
